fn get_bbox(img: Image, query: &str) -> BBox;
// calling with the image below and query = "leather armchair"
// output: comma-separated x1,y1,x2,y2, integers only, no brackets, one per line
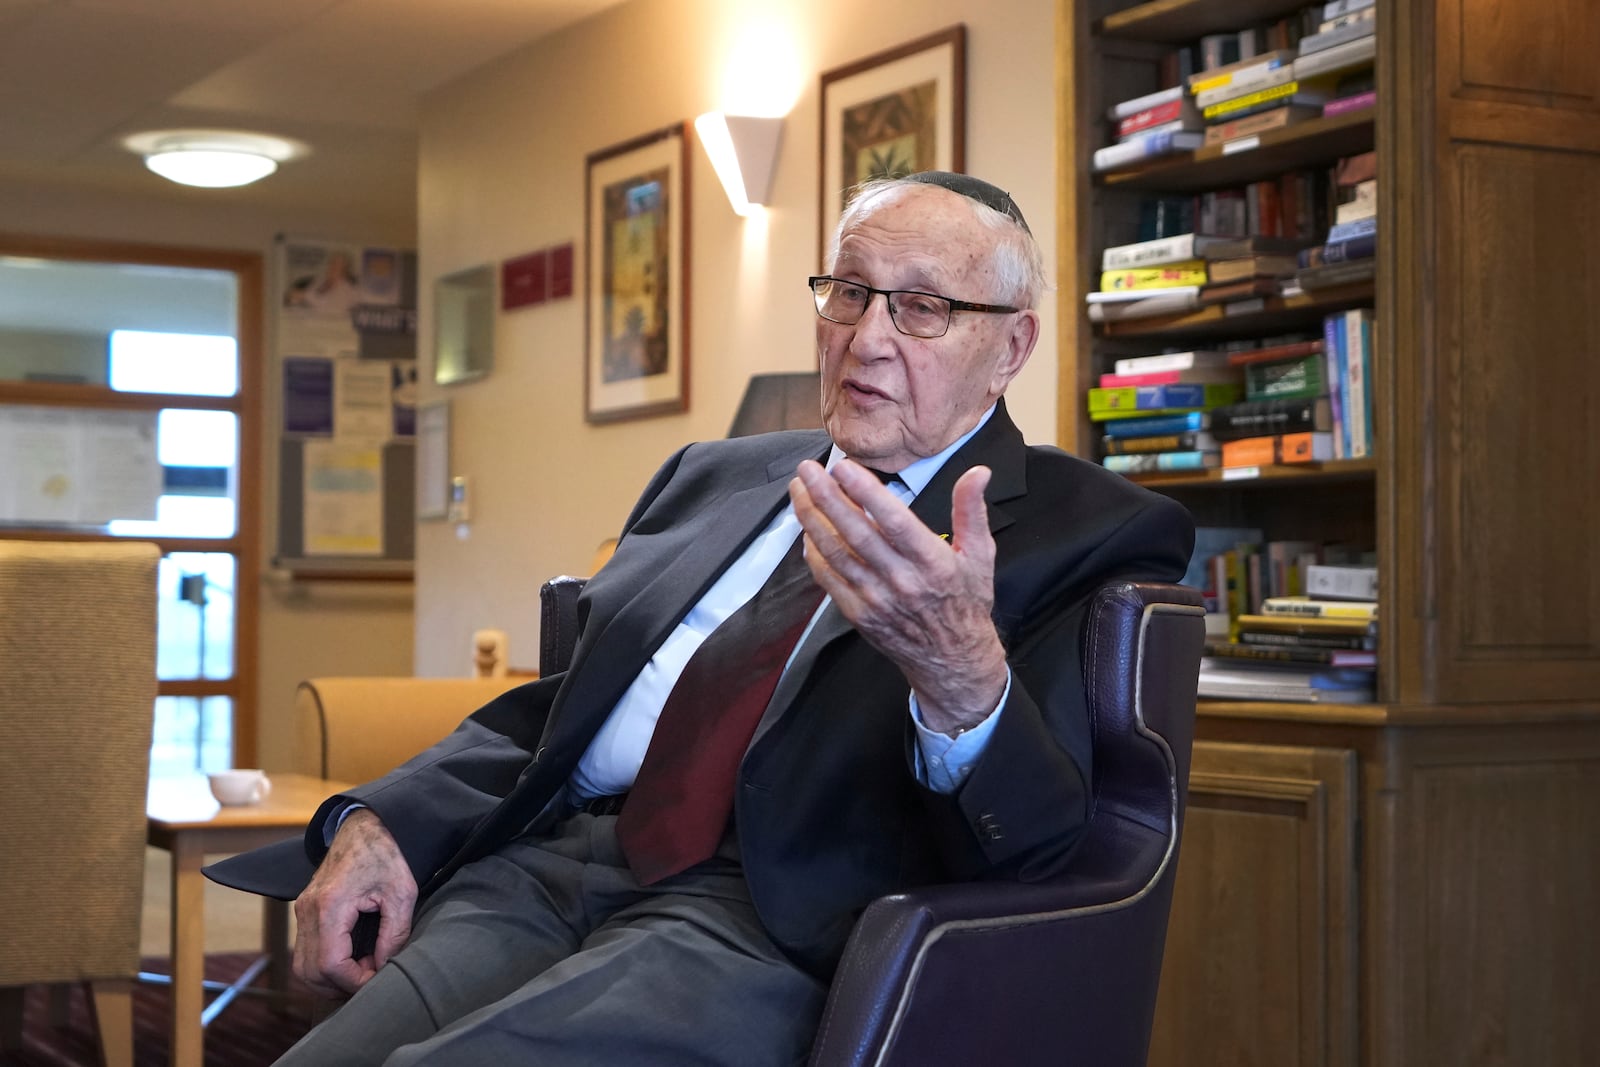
538,575,1205,1067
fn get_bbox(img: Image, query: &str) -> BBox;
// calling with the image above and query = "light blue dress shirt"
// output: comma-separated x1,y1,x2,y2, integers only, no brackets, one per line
571,407,1007,799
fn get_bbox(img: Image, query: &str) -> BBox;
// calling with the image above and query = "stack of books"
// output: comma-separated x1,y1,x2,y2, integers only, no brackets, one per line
1295,150,1377,290
1088,232,1316,322
1319,308,1376,458
1190,48,1335,145
1092,373,1242,471
1198,565,1379,702
1210,336,1337,468
1293,0,1377,88
1095,86,1204,172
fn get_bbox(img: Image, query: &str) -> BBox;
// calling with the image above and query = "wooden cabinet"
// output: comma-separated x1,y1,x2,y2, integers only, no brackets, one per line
1055,0,1600,1062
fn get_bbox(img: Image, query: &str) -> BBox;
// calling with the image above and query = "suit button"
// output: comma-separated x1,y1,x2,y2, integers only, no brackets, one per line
534,746,547,762
976,814,1003,842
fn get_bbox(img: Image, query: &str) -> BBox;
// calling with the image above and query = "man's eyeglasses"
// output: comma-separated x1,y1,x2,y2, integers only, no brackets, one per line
807,276,1022,339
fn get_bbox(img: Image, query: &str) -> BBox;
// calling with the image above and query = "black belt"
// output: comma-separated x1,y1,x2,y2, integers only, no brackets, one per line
579,793,629,817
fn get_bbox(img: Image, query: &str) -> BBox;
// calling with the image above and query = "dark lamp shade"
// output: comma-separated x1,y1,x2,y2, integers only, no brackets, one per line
727,372,823,437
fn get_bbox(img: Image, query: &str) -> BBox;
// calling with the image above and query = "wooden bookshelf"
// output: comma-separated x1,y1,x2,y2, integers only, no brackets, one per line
1058,1,1600,1064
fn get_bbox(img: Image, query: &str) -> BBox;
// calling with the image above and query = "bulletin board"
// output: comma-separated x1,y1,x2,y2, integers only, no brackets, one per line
272,237,419,578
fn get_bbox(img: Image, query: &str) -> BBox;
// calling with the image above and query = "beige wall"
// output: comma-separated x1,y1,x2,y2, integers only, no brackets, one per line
0,176,417,770
413,0,1059,675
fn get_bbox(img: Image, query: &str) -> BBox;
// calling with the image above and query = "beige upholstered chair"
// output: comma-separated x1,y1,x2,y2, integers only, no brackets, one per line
0,539,160,1067
290,676,529,784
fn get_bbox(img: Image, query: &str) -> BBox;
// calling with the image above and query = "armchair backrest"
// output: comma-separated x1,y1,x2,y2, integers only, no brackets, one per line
538,575,1206,1065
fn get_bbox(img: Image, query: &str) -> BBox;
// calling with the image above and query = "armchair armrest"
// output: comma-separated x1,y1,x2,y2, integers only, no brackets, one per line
291,676,530,783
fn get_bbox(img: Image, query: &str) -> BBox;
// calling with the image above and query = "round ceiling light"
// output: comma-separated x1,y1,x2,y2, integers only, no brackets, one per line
122,130,308,189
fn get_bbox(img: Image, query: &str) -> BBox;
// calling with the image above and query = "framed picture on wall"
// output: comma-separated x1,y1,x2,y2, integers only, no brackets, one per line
817,25,967,267
584,122,691,424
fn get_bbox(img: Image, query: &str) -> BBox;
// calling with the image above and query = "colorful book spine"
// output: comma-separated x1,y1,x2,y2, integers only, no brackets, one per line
1245,353,1325,400
1299,232,1378,268
1113,350,1234,375
1333,313,1353,458
1325,216,1377,243
1204,641,1376,667
1099,410,1210,438
1202,79,1327,120
1093,130,1205,172
1322,314,1347,458
1103,450,1220,473
1101,233,1200,270
1261,596,1378,619
1102,430,1218,454
1099,262,1209,291
1323,89,1377,116
1117,98,1191,137
1087,382,1242,414
1107,84,1185,121
1209,396,1332,440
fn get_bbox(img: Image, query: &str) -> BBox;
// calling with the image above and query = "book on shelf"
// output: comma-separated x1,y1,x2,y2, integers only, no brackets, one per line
1335,197,1376,224
1087,382,1242,414
1098,366,1240,388
1086,290,1203,322
1099,410,1210,439
1236,612,1377,636
1099,262,1209,291
1102,450,1221,473
1102,429,1221,455
1342,308,1375,458
1322,0,1374,20
1205,254,1302,284
1296,13,1376,57
1194,65,1297,111
1199,277,1284,304
1203,104,1323,146
1325,215,1377,243
1261,595,1378,619
1187,48,1299,95
1117,98,1200,139
1112,349,1235,375
1204,641,1376,668
1201,79,1336,122
1227,337,1325,366
1197,660,1375,703
1298,258,1376,289
1298,231,1377,267
1292,32,1376,81
1092,129,1205,172
1245,352,1325,399
1320,7,1376,33
1210,396,1333,440
1220,430,1335,467
1240,630,1376,651
1106,84,1185,122
1324,89,1376,117
1101,232,1312,270
1306,563,1379,600
1185,525,1264,589
1086,285,1203,304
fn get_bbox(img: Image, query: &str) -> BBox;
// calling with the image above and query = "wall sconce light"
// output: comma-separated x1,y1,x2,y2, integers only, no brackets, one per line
122,129,307,189
694,112,784,216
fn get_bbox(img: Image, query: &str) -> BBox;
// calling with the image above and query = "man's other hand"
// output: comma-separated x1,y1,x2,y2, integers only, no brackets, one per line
292,808,417,998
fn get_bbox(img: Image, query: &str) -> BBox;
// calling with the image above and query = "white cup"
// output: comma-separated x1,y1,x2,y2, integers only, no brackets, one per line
208,769,273,806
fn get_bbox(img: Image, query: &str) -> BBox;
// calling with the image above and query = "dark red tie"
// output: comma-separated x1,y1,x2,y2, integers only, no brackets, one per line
615,534,826,885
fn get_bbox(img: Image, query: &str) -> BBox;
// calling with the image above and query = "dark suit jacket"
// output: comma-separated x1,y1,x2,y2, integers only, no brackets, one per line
237,402,1193,977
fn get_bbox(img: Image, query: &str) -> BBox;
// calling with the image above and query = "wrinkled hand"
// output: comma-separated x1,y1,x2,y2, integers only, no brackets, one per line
292,808,417,998
790,459,1008,735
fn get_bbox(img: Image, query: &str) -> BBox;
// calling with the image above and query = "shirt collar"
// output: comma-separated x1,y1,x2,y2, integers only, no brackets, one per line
825,403,996,499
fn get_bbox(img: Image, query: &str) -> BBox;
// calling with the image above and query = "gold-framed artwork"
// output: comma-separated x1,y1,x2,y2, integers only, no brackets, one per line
584,122,690,424
817,25,967,267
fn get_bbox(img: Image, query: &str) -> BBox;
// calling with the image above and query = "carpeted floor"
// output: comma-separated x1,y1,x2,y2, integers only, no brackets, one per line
1,954,319,1067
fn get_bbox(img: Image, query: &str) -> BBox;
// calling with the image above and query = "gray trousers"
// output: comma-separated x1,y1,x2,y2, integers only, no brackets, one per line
274,811,828,1066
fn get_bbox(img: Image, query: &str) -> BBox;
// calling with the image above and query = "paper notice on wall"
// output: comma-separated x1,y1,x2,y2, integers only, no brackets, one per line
0,406,159,524
302,440,383,555
334,359,392,442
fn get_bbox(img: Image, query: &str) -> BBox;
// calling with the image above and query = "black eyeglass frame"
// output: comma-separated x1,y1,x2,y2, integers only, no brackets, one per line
807,275,1023,339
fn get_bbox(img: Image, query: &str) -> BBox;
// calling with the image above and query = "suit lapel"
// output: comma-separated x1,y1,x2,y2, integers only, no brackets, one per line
543,437,830,753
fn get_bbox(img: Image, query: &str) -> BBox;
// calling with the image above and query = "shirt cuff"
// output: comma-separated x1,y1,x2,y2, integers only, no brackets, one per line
910,668,1011,793
325,800,367,846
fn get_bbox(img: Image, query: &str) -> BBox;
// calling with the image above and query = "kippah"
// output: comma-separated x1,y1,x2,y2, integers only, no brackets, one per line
901,171,1031,235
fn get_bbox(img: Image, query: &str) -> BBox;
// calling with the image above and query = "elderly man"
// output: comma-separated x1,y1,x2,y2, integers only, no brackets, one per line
246,171,1193,1065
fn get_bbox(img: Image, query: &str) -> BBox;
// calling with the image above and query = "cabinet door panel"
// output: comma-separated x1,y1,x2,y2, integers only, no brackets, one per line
1150,742,1358,1067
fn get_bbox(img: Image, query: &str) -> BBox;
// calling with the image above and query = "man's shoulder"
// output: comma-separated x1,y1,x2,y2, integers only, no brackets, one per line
678,429,833,473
